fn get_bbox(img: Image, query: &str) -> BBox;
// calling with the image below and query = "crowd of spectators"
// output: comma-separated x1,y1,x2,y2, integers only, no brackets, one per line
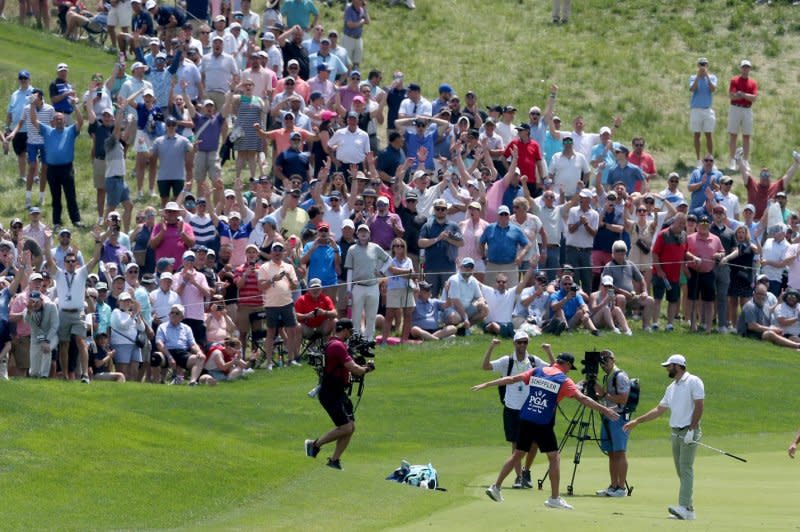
1,1,799,383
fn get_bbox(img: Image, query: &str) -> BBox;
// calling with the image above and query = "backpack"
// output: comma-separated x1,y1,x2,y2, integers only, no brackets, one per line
386,460,443,491
499,356,537,404
612,369,640,415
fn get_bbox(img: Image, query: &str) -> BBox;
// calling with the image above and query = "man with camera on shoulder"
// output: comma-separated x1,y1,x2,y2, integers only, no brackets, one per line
304,318,374,471
594,350,631,497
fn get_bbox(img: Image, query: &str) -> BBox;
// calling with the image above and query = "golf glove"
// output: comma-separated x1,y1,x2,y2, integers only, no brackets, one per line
684,429,694,444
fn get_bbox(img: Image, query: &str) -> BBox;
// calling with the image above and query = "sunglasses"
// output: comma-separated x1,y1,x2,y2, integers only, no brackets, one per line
703,158,714,162
127,269,139,274
65,259,77,264
170,311,182,315
434,207,447,211
392,244,404,248
637,209,647,213
669,179,679,183
499,212,510,216
515,340,529,345
530,112,540,116
633,143,644,147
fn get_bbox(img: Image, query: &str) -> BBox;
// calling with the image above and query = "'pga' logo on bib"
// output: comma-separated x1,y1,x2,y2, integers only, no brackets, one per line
528,390,549,410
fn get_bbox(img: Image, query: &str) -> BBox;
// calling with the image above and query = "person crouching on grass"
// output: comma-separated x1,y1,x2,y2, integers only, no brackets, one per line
472,352,619,509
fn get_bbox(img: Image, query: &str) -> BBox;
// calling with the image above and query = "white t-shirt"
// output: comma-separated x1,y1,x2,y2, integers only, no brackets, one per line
55,266,89,310
565,206,599,248
659,371,705,429
512,213,543,261
775,302,800,336
322,203,351,241
549,151,589,197
490,354,548,410
761,237,788,281
480,284,517,324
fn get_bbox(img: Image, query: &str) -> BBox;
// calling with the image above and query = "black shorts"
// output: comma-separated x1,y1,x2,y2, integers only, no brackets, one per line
0,320,12,346
503,406,521,443
265,303,298,329
169,348,191,369
157,179,184,199
319,388,355,427
687,270,716,302
516,419,558,454
652,276,681,303
12,132,27,156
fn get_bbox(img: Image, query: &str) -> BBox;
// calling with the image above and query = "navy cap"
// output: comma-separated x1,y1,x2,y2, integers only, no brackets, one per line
18,70,30,79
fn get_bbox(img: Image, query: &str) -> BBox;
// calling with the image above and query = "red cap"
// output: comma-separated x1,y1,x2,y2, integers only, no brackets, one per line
317,222,330,231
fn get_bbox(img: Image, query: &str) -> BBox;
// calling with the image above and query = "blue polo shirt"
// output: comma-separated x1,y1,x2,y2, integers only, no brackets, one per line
419,218,460,273
404,130,436,170
302,242,340,287
276,148,310,178
281,0,318,29
688,167,722,212
7,86,33,132
689,74,717,109
592,141,619,184
549,289,585,320
412,297,446,330
607,163,645,193
40,123,79,165
480,223,529,264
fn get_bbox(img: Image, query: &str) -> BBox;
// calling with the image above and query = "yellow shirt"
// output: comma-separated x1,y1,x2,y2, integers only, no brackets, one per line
280,207,309,239
257,260,297,307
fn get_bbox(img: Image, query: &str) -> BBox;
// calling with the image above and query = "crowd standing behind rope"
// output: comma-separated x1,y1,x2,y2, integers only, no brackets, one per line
0,2,798,384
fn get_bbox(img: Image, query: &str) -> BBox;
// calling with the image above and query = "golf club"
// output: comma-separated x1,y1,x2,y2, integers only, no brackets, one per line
690,440,747,462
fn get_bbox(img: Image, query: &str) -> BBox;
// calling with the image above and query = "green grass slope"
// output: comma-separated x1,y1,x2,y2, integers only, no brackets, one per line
1,333,798,529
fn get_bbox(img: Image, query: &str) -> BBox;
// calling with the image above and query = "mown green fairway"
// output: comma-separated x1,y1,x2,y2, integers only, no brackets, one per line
1,332,798,530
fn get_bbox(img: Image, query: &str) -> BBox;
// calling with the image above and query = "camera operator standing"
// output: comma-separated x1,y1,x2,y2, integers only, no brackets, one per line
594,350,631,497
624,354,704,521
305,318,374,470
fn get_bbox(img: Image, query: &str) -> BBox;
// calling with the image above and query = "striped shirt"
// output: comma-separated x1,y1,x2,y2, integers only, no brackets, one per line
187,213,217,246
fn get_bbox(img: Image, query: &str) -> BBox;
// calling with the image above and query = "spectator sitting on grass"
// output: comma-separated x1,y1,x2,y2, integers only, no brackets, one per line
549,274,600,336
90,332,126,382
408,281,457,342
736,284,800,350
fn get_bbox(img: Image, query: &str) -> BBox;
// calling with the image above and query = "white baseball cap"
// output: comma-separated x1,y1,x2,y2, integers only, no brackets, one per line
513,330,529,342
661,354,686,367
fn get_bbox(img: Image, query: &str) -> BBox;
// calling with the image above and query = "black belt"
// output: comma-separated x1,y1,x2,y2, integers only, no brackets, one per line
355,282,377,287
61,308,80,313
567,245,592,252
546,244,560,248
672,425,690,431
731,103,751,108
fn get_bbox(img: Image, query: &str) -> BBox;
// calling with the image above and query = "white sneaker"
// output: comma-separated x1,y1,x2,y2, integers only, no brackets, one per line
595,485,613,496
608,487,628,497
624,329,633,336
717,326,729,334
665,323,674,332
612,327,621,335
728,158,737,171
544,496,573,510
793,150,800,163
485,484,503,502
734,147,744,161
668,505,696,520
742,159,750,172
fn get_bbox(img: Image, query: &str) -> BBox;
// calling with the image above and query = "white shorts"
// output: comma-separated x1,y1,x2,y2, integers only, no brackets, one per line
107,1,132,27
135,130,155,154
689,107,715,133
727,105,753,135
341,34,363,65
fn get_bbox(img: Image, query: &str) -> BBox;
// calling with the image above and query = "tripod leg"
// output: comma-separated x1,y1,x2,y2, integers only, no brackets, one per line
567,406,591,496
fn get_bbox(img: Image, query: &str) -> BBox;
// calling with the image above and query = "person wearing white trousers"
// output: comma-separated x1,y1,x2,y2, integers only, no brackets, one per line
344,225,390,342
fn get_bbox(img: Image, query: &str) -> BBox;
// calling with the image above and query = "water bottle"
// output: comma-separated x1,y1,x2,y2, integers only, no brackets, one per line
663,278,672,291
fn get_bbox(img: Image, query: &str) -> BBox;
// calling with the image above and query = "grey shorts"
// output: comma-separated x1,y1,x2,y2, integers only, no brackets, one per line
105,175,131,207
58,310,86,342
194,150,220,181
93,158,106,189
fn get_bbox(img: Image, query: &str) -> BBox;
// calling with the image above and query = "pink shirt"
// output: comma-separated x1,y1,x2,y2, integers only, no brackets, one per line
152,222,195,266
242,67,277,99
173,269,209,320
783,243,800,290
459,217,489,262
687,232,723,273
265,127,312,156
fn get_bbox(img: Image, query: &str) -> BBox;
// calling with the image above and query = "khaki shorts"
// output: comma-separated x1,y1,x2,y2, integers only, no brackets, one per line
727,105,753,135
93,158,106,189
11,336,31,369
194,150,221,182
386,288,416,309
58,311,87,342
689,107,716,133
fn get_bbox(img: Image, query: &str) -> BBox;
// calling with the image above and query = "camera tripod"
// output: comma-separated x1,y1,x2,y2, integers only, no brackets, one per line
536,398,633,496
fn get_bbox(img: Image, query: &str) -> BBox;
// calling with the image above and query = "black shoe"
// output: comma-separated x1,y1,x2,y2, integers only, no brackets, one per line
305,439,319,458
512,475,523,489
591,330,601,337
521,469,533,489
326,458,342,470
556,321,567,336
